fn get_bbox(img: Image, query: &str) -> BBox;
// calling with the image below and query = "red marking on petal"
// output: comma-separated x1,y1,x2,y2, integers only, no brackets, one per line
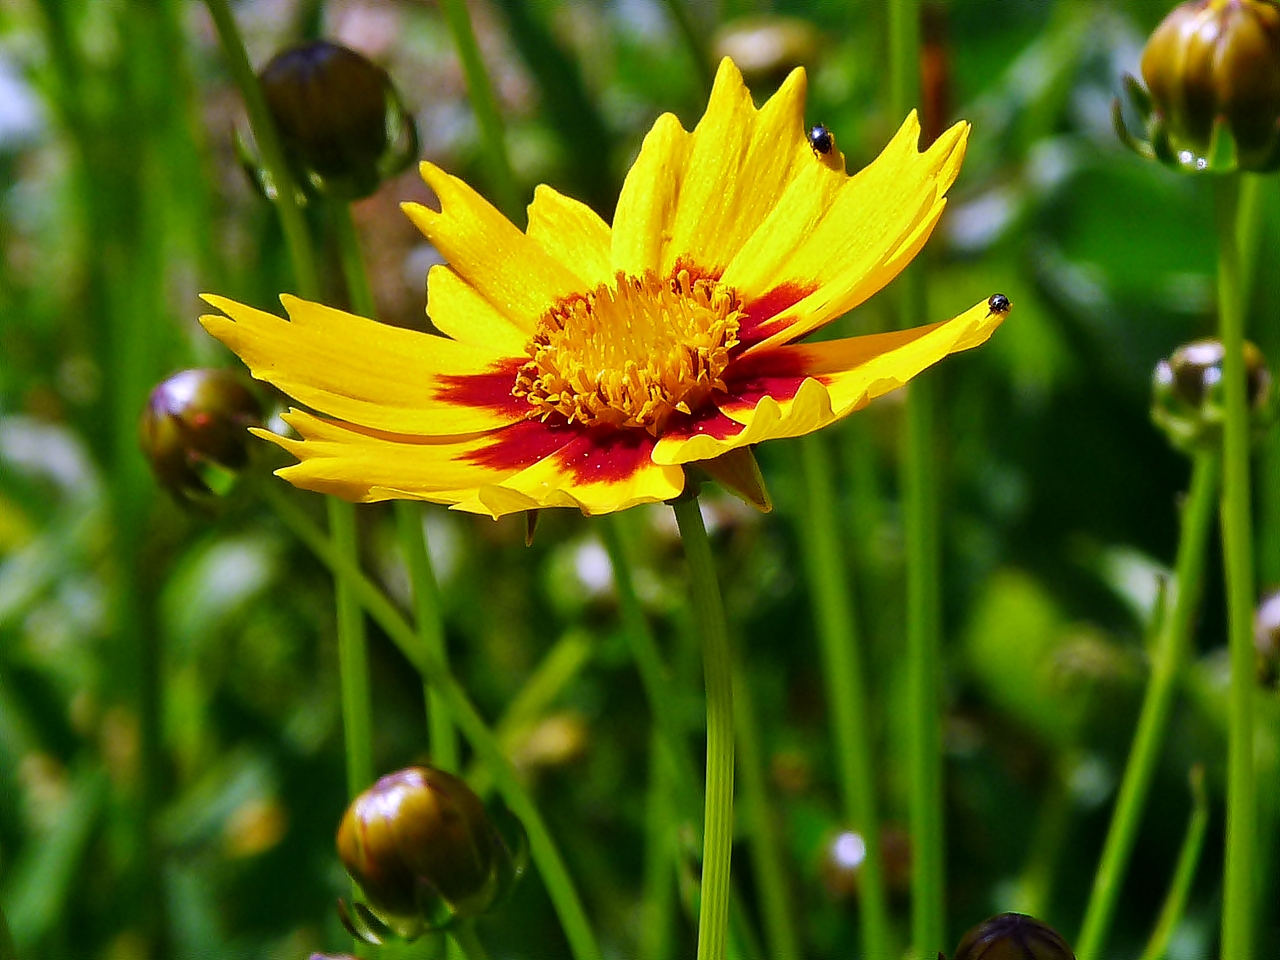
737,282,817,345
464,419,573,472
553,428,657,484
434,357,529,418
720,347,817,409
660,407,743,443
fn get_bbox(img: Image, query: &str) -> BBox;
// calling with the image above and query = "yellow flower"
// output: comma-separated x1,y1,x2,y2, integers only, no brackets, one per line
202,58,1008,519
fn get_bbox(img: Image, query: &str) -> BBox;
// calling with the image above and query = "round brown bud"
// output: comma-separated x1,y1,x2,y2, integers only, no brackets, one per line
256,41,418,200
139,369,262,499
336,766,523,940
1140,0,1280,170
951,913,1075,960
1151,338,1273,453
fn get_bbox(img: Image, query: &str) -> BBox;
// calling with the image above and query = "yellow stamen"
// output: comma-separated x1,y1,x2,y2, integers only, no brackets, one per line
513,270,743,434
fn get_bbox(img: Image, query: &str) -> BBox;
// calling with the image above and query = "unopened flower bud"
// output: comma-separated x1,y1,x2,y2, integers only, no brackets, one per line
1255,588,1280,687
336,766,524,941
252,40,418,201
1117,0,1280,171
1152,338,1273,453
139,369,262,499
950,913,1075,960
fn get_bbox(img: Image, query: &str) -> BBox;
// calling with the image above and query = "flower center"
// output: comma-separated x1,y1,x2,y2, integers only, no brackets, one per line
513,270,743,434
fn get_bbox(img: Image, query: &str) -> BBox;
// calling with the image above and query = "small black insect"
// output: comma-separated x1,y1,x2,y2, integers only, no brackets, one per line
808,124,834,155
988,293,1011,314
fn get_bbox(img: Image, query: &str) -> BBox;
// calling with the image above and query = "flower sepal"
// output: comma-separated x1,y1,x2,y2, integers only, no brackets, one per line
1114,74,1247,173
693,446,773,513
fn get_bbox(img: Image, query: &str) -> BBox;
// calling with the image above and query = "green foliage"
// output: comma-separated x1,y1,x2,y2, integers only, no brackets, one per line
0,0,1274,957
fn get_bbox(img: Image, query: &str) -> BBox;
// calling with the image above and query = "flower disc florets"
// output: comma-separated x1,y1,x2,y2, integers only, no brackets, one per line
513,270,744,435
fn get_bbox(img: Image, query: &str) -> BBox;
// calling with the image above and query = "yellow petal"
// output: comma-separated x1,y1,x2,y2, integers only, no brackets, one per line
425,264,530,356
403,163,584,331
611,112,691,277
728,116,970,351
652,295,1006,464
200,294,526,436
663,60,810,278
261,410,572,504
526,185,613,290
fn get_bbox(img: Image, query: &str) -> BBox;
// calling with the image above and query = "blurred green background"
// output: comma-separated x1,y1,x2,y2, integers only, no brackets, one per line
1,0,1279,957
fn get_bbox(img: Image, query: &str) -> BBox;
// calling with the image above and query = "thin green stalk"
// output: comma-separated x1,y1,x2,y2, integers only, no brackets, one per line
465,630,594,794
1218,172,1257,960
397,502,458,771
640,732,677,960
438,0,523,221
902,371,945,960
330,498,375,797
796,433,889,959
601,517,703,816
889,2,945,955
202,0,319,299
329,201,460,775
0,900,13,960
1075,452,1220,960
449,922,489,960
602,517,756,960
261,484,602,960
1011,763,1071,919
731,659,798,960
206,0,376,808
1139,767,1210,960
671,494,735,960
661,0,714,98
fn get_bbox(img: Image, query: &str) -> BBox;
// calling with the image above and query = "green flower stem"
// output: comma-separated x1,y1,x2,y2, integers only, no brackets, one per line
601,517,755,960
464,630,593,795
261,484,602,960
902,370,945,959
202,0,319,299
1217,173,1257,960
1139,767,1210,960
1075,451,1220,960
330,201,376,315
205,0,376,808
889,0,947,954
671,494,735,960
438,0,523,222
329,200,460,775
329,498,375,797
640,733,677,960
661,0,714,98
396,502,458,771
449,921,490,960
0,898,14,960
731,658,799,960
600,517,703,816
796,433,889,960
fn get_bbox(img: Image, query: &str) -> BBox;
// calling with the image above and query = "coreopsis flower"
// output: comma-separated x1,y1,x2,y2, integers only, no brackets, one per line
202,58,1007,518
